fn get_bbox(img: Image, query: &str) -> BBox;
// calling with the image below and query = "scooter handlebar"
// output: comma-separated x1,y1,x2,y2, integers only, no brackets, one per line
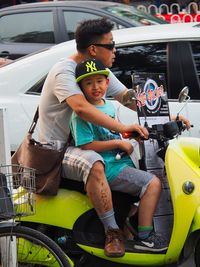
122,120,189,142
117,120,189,160
148,120,186,140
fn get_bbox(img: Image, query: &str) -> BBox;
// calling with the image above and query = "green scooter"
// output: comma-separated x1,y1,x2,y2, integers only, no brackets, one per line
16,87,200,267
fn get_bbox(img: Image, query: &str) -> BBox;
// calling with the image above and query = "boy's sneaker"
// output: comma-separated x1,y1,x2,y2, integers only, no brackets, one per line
134,231,168,252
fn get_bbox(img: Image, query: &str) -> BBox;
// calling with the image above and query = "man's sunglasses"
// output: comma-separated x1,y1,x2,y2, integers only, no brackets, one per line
92,41,115,51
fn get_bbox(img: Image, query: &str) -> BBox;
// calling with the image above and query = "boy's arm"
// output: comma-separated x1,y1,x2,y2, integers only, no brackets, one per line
70,104,134,155
80,139,133,155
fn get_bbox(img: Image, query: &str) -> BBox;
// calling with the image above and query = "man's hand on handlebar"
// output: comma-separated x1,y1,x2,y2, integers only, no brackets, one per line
170,115,191,130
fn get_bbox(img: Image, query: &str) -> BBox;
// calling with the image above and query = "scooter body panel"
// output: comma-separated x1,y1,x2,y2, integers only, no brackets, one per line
21,189,92,230
18,136,200,266
164,137,200,262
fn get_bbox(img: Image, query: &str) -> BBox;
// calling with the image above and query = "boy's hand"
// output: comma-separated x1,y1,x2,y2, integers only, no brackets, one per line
117,140,134,155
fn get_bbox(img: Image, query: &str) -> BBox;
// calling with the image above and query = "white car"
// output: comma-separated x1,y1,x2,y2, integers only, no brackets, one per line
0,0,166,60
0,22,200,152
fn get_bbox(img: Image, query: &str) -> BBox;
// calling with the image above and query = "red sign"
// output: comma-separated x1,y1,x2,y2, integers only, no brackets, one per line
156,13,200,23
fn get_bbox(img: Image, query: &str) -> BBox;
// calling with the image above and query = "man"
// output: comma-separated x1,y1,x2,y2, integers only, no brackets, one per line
38,18,190,257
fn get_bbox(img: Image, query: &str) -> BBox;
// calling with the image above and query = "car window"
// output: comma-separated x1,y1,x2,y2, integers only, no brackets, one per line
167,41,200,100
63,11,123,40
104,5,167,26
0,12,55,43
26,75,47,95
112,43,167,89
191,41,200,84
112,42,200,100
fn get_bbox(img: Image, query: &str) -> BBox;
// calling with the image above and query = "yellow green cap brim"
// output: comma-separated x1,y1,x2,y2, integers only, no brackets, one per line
76,70,109,83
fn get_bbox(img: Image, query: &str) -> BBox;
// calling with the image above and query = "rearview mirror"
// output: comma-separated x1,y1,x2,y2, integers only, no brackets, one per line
178,86,189,103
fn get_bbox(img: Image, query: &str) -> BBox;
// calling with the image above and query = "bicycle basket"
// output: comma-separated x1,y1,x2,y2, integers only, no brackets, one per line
0,164,36,220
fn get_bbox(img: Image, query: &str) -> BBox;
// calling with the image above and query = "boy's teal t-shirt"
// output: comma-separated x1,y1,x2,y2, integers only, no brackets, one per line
70,100,134,182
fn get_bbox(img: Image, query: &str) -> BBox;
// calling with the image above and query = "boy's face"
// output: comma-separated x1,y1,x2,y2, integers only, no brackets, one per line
80,74,109,105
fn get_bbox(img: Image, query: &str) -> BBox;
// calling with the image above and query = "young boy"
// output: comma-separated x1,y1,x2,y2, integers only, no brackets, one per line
70,59,168,255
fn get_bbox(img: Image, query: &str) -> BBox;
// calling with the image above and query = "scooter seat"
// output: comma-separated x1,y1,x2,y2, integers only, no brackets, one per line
59,177,85,194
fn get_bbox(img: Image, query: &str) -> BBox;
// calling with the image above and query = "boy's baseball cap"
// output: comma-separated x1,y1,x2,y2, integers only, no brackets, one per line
75,59,109,83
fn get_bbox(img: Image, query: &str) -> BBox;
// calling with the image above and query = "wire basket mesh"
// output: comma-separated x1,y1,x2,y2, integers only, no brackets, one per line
0,164,36,220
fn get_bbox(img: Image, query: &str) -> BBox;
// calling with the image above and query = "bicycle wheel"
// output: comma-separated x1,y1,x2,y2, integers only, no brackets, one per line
0,225,72,267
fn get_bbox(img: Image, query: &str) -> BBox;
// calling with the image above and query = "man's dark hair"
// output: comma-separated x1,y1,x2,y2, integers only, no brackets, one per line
75,18,114,52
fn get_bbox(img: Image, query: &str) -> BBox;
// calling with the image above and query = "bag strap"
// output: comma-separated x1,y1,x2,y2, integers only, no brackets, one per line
28,107,39,134
28,107,71,147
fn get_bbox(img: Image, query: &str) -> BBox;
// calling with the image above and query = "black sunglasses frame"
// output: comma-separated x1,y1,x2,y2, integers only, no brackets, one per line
92,41,115,51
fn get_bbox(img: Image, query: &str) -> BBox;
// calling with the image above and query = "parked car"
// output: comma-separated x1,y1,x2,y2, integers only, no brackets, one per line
0,0,166,60
0,22,200,152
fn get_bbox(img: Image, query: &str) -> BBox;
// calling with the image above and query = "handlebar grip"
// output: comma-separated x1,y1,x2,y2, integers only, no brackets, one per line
122,131,140,139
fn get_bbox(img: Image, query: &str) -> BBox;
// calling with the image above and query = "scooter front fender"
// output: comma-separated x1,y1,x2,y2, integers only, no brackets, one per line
20,188,93,230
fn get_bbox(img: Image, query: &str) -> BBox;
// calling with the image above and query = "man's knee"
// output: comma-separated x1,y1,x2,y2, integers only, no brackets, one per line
88,161,106,182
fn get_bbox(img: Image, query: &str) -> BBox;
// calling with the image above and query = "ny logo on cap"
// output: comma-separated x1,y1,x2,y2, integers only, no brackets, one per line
85,61,97,73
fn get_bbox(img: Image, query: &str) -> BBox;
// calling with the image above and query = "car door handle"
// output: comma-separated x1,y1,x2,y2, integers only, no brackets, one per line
0,51,10,57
